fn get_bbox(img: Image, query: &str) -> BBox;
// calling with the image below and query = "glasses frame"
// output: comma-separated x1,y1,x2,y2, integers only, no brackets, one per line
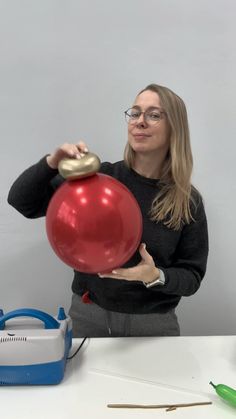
124,107,166,125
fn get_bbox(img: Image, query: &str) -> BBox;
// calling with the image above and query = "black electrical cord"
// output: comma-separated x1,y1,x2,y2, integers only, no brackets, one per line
67,337,88,360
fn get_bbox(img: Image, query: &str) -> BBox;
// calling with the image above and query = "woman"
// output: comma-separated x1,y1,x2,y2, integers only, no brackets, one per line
8,83,209,337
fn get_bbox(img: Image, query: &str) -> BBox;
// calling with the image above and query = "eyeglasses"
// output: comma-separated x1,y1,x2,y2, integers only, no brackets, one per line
124,107,166,125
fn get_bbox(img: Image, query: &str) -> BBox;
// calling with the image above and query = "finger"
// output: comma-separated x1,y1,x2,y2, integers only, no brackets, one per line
98,271,112,278
68,143,87,160
99,268,140,280
98,272,124,280
61,143,82,159
98,269,131,280
139,243,154,265
77,141,89,154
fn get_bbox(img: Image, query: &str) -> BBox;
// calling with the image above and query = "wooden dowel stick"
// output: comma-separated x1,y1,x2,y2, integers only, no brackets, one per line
107,401,212,410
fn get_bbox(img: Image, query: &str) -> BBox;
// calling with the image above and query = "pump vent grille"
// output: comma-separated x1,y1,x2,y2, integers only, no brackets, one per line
0,336,27,343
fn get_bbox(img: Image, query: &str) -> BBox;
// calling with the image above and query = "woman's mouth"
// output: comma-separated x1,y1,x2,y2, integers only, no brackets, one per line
133,133,151,139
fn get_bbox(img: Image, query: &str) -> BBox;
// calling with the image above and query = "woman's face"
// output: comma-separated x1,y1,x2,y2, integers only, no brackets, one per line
127,90,170,156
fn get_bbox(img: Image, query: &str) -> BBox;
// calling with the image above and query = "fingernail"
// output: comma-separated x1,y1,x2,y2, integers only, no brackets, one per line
84,147,89,153
142,243,146,249
112,270,117,274
75,153,81,159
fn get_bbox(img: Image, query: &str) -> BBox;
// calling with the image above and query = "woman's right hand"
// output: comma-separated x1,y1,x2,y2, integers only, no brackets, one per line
46,141,89,169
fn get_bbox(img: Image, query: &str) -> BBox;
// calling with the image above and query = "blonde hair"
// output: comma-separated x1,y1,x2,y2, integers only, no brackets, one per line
124,83,197,230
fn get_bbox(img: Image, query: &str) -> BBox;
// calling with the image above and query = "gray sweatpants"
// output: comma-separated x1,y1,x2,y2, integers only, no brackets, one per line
68,293,180,337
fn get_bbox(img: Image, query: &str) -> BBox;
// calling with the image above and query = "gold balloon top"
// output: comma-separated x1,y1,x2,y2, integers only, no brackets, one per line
58,152,101,181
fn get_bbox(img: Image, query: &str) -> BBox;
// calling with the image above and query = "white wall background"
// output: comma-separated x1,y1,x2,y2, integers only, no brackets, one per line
1,0,235,335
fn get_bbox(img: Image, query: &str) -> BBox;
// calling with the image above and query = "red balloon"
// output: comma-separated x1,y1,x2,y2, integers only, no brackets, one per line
46,174,143,273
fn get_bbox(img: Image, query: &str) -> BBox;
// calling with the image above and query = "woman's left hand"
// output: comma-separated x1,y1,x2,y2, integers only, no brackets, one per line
98,243,160,284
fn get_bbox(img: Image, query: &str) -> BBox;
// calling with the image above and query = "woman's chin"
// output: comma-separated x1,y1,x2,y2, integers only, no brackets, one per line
131,144,153,154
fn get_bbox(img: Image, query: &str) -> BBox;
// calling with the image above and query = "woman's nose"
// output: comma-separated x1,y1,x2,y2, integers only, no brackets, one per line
136,118,147,128
136,113,147,127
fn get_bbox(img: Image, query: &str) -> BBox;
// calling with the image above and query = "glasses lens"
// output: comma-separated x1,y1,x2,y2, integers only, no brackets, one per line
146,110,162,123
125,108,141,123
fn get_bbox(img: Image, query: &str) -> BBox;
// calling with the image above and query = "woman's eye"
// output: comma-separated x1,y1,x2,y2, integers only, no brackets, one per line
149,113,161,120
130,112,140,118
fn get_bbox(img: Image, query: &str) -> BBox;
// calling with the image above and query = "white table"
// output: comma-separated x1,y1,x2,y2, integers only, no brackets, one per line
1,336,236,418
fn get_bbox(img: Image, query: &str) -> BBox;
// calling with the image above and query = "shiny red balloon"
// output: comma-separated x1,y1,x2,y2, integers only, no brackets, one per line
46,174,143,273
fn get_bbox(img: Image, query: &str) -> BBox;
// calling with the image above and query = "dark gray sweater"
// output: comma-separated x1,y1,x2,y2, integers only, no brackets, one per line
8,157,209,314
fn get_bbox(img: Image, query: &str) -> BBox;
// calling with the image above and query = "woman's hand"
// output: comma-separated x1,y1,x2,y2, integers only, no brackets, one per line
46,141,89,169
98,243,160,284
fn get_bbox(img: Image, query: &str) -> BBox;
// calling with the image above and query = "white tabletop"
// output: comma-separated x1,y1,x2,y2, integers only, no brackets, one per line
1,336,236,418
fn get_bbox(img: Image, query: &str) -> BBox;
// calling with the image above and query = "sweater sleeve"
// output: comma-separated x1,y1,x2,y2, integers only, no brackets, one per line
158,198,209,297
7,159,112,218
7,156,62,218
